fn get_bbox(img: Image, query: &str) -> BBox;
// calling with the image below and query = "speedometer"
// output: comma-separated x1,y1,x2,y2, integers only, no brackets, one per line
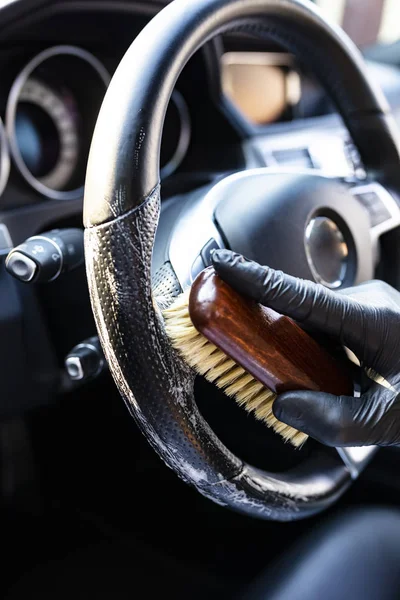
6,45,110,201
15,78,79,191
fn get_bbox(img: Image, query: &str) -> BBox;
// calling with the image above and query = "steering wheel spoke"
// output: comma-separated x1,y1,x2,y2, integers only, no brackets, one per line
156,187,225,291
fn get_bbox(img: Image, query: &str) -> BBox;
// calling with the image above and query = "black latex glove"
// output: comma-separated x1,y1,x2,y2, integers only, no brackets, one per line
212,249,400,447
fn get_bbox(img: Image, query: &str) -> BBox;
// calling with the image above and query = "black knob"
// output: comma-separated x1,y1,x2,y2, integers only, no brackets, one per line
65,337,105,382
5,228,84,284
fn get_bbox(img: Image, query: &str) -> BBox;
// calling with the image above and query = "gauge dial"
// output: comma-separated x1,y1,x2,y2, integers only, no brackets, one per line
6,46,188,198
15,78,79,191
6,45,110,201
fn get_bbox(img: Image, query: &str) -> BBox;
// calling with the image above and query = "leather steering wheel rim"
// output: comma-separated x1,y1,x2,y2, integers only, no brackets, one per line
83,0,400,520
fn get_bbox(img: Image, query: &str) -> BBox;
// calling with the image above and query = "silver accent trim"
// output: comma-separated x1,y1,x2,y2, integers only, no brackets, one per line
65,356,84,381
29,235,63,281
6,45,111,201
160,90,191,180
74,342,102,356
337,447,377,479
66,342,105,380
351,182,400,241
0,119,10,201
304,217,348,289
6,251,37,282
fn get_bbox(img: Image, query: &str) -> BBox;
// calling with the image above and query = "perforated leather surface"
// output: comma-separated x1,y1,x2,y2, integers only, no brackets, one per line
85,187,242,489
152,261,182,310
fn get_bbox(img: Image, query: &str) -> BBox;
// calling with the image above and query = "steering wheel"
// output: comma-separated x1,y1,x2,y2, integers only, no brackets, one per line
83,0,400,520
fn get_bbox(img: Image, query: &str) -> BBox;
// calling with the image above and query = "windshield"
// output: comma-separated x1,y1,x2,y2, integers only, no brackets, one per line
315,0,400,48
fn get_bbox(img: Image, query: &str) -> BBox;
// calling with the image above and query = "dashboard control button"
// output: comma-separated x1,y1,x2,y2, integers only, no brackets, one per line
65,356,84,381
6,251,37,282
65,337,105,382
201,238,220,267
355,191,392,227
5,228,83,284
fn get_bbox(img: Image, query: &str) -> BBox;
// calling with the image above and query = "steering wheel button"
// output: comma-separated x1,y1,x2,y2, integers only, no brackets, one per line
6,251,37,282
354,191,392,228
370,209,391,227
201,238,220,267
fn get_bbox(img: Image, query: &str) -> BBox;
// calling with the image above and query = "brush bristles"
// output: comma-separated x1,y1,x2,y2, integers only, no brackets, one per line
163,290,308,448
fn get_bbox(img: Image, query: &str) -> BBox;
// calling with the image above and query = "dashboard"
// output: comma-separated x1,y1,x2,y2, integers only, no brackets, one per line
0,3,397,224
1,0,400,421
0,41,383,211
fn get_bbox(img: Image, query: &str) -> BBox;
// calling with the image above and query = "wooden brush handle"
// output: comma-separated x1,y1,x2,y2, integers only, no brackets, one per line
189,268,353,396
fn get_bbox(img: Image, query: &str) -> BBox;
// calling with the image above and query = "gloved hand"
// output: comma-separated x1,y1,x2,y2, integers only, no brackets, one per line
212,248,400,447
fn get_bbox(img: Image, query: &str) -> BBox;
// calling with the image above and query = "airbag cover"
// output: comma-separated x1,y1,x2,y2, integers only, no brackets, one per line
214,173,373,286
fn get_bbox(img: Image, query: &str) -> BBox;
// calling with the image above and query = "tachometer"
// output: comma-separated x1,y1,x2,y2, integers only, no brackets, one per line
15,78,79,191
6,46,110,201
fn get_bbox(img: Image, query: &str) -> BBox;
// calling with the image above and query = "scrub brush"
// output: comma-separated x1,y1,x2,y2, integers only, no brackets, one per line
163,267,353,447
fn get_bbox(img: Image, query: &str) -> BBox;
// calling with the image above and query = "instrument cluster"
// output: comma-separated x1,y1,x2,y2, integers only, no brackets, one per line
5,46,110,201
0,45,191,203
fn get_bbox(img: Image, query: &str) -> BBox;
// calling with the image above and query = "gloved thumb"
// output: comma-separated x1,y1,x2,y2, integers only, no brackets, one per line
273,391,367,447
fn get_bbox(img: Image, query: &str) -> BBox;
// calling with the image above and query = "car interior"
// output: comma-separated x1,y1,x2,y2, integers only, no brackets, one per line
2,0,400,598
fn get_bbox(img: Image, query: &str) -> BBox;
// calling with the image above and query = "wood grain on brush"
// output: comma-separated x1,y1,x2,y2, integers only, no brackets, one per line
189,268,353,397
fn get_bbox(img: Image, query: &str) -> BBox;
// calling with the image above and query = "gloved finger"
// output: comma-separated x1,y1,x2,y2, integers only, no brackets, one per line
272,390,374,447
212,249,370,356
